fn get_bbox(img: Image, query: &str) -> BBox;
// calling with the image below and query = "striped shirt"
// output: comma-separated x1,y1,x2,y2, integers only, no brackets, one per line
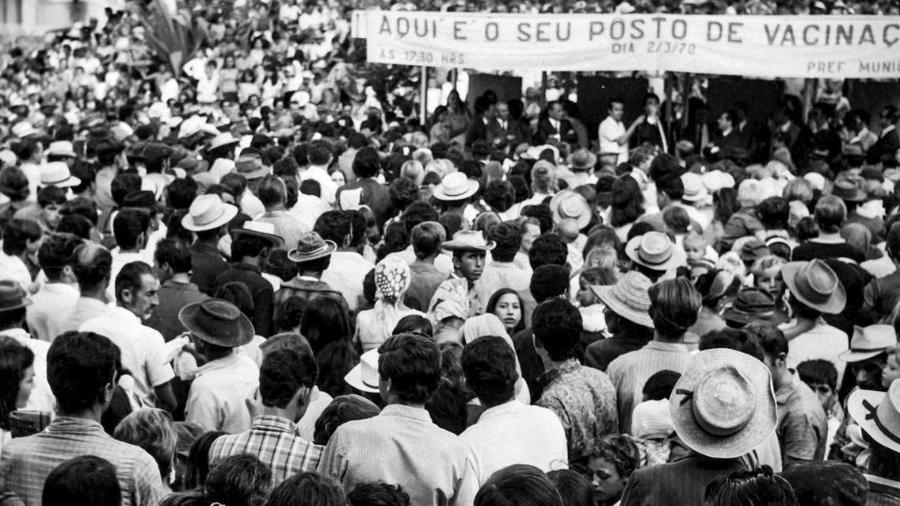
607,340,693,434
208,415,323,486
0,417,163,506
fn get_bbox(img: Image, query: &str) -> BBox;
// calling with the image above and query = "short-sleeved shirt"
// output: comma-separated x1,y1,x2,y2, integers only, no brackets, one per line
721,208,763,249
80,306,175,409
775,371,828,462
185,351,259,434
598,116,628,164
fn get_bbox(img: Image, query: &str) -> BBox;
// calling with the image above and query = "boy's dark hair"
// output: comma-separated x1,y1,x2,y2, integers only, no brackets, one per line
47,331,120,413
260,348,318,408
796,359,838,390
461,335,518,406
533,298,582,361
642,370,681,401
378,332,442,404
529,233,567,270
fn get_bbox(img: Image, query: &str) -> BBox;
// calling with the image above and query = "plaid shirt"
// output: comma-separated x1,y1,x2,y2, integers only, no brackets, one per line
208,415,323,485
0,417,163,506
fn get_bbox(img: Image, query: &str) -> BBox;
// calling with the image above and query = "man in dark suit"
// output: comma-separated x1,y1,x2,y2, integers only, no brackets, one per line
465,98,502,149
490,101,531,147
633,93,669,153
869,105,900,165
534,101,577,146
335,146,391,228
711,110,747,153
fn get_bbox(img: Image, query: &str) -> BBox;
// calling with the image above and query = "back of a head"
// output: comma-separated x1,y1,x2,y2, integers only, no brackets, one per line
39,232,82,282
48,331,119,414
704,465,798,506
814,195,846,233
266,472,346,506
353,147,381,178
204,454,272,506
475,464,564,506
529,233,567,270
154,238,192,275
530,264,570,303
113,408,176,478
489,222,523,263
779,460,867,506
533,298,582,362
461,335,518,406
257,175,287,208
348,482,411,506
546,470,593,506
42,455,121,506
699,328,764,362
648,278,701,340
378,332,442,405
113,208,150,251
72,243,112,292
260,348,318,408
313,394,381,445
744,322,788,361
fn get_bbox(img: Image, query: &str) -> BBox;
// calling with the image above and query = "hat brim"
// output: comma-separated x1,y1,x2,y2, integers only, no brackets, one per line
835,191,867,202
847,388,900,453
237,167,270,180
670,350,777,459
287,240,337,262
178,303,254,347
591,285,653,328
722,308,787,327
0,299,32,312
839,349,888,363
232,228,285,247
432,179,479,201
207,140,239,154
568,152,598,170
550,191,592,230
442,240,496,252
41,176,81,188
682,192,708,202
781,262,847,314
625,236,687,272
181,204,239,232
343,363,380,393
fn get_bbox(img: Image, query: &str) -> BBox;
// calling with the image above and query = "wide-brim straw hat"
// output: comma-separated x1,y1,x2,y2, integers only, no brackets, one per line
670,348,776,459
179,299,254,348
40,161,81,188
550,190,591,230
567,148,597,171
442,230,495,252
432,172,479,201
181,194,239,232
344,349,380,393
840,324,897,363
847,380,900,453
287,232,337,263
207,132,240,154
591,271,653,328
626,231,686,272
782,260,846,315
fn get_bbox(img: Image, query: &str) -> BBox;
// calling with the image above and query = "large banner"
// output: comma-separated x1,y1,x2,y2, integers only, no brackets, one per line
353,10,900,78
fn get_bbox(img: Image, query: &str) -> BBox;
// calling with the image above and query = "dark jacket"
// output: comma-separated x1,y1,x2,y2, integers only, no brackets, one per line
189,241,229,296
534,117,577,146
492,118,532,147
213,262,275,337
465,114,503,148
621,453,747,506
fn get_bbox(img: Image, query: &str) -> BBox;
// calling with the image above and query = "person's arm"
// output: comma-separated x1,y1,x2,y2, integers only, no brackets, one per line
450,448,482,506
316,428,348,481
153,382,178,414
615,115,645,146
780,412,824,464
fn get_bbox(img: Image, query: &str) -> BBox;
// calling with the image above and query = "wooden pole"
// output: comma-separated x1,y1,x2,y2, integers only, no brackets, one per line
420,66,428,125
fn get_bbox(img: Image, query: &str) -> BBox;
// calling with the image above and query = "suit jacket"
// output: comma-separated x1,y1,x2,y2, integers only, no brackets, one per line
634,119,668,152
465,114,503,148
620,453,747,506
491,118,531,146
868,126,900,164
534,117,577,146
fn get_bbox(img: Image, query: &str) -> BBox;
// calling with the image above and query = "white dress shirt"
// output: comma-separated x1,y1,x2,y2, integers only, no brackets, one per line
385,246,454,277
321,251,374,312
290,193,331,232
460,400,567,482
598,116,628,165
26,282,79,342
80,306,175,409
300,165,339,206
0,252,32,291
185,351,259,434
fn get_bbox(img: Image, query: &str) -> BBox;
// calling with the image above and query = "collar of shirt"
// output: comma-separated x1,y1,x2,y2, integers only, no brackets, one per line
38,282,79,296
251,414,302,436
883,125,897,137
76,296,111,313
306,165,330,177
0,327,30,344
105,305,141,325
379,404,432,422
774,370,802,404
233,262,262,274
162,279,202,291
194,350,242,377
643,340,691,352
478,399,524,422
537,357,580,386
45,416,106,435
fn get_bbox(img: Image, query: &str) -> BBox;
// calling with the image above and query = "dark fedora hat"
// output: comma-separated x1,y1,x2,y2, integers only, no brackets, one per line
722,288,787,327
0,281,30,312
178,299,254,348
831,179,866,202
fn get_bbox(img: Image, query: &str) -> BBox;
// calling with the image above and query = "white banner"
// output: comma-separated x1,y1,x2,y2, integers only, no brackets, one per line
354,10,900,78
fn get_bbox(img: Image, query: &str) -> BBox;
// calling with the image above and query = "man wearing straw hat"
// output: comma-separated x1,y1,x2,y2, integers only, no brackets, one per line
620,348,777,506
848,379,900,503
182,194,239,295
428,230,495,318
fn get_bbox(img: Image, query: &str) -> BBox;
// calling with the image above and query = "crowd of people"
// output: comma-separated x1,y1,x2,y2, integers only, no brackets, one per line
1,0,900,505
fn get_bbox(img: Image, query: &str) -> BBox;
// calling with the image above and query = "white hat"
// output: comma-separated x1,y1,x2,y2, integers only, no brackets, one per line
848,380,900,453
840,325,897,363
46,140,77,158
804,172,826,192
632,399,675,440
344,349,380,393
549,190,591,230
181,194,239,232
682,172,709,202
10,122,39,139
40,162,81,188
178,115,206,139
700,170,735,193
0,150,17,168
208,132,240,153
290,91,311,108
433,172,479,201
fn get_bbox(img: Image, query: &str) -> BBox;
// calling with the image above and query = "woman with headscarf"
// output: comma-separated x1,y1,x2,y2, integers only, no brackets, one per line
355,257,425,353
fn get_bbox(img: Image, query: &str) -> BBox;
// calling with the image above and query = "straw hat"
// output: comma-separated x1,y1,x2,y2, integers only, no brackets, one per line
40,162,81,188
831,179,867,202
442,230,495,252
550,190,591,230
848,379,900,453
10,122,40,139
235,154,269,180
670,348,776,459
207,132,240,154
433,172,479,201
782,260,846,314
178,299,254,348
181,194,239,232
590,271,653,328
0,281,31,312
625,231,686,272
232,220,284,247
287,231,336,263
344,349,380,393
840,324,897,363
46,140,77,158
